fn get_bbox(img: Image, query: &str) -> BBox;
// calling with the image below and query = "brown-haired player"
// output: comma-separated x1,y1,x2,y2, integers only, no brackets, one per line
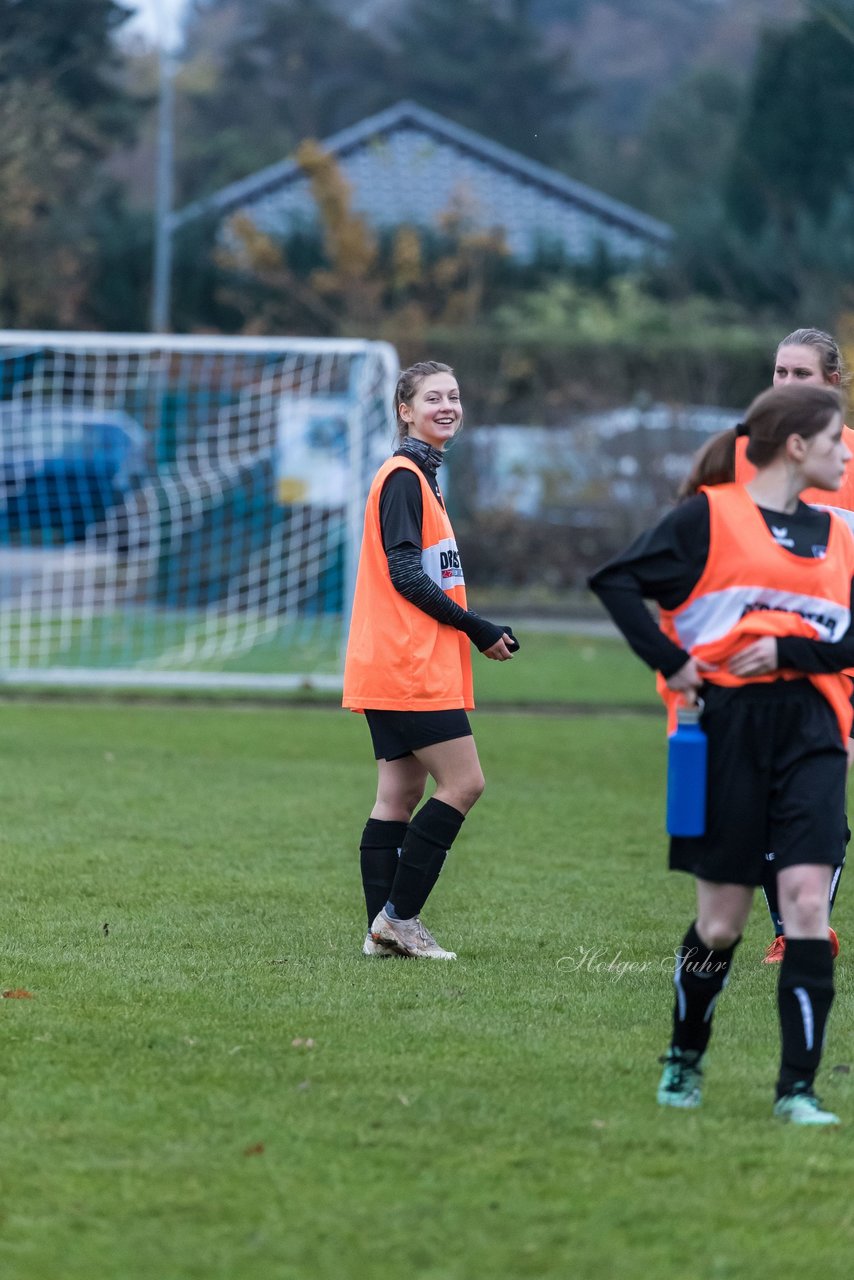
590,383,854,1124
737,329,854,963
343,361,519,959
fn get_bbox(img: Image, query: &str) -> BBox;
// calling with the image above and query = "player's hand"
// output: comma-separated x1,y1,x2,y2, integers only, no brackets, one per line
483,633,515,661
665,656,715,701
727,637,778,677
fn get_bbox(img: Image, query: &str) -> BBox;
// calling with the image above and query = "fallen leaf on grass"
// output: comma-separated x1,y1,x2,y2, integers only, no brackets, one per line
291,1037,316,1049
398,1094,411,1107
591,1119,606,1129
244,1142,265,1157
2,989,33,999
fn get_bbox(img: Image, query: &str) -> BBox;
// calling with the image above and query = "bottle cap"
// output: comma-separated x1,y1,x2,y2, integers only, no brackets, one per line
676,697,704,725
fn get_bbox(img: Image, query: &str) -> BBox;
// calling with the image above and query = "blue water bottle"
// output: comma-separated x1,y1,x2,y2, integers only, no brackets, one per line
666,699,707,837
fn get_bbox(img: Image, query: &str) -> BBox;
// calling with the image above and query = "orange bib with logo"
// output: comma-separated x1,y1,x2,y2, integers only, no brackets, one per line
658,483,854,741
343,457,474,712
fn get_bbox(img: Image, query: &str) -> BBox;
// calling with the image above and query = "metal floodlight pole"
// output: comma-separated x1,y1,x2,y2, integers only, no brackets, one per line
151,21,176,333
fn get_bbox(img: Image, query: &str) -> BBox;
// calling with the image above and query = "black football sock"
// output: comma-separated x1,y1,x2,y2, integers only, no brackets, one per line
776,937,834,1099
670,921,738,1057
761,855,784,937
359,818,407,925
387,798,465,920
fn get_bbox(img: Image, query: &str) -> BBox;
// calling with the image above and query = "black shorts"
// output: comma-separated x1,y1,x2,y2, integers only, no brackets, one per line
364,709,472,761
669,680,849,886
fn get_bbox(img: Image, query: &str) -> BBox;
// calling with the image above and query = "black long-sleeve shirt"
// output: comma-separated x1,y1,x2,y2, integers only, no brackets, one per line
588,493,854,677
378,444,507,652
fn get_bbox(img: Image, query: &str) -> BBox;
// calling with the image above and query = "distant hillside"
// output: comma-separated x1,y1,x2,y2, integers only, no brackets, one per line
545,0,805,130
343,0,806,132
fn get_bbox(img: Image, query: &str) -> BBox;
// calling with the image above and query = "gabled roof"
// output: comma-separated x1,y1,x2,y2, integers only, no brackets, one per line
171,99,672,259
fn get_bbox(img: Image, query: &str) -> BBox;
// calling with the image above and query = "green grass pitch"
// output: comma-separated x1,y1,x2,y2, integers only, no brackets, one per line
1,642,853,1278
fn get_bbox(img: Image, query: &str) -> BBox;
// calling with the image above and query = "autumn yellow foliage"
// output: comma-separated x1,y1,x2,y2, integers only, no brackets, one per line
217,141,508,337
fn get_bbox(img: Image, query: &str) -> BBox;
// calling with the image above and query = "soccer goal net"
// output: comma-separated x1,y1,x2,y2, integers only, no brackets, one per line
0,332,398,690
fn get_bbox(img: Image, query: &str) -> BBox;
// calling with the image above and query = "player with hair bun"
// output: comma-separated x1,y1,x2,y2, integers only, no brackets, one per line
343,361,519,960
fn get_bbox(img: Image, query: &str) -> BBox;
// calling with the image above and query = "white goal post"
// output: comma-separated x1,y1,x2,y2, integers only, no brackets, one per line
0,332,399,690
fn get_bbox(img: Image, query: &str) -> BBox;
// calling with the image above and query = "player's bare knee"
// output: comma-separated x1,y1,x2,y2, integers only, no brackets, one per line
696,919,740,951
437,772,484,815
374,783,425,822
782,889,827,935
460,770,486,811
402,781,427,813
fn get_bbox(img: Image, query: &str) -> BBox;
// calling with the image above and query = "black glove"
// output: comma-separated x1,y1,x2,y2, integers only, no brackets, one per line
501,626,520,653
463,612,521,653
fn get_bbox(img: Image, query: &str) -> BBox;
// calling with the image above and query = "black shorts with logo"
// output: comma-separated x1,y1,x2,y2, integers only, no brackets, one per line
364,708,472,761
669,679,849,886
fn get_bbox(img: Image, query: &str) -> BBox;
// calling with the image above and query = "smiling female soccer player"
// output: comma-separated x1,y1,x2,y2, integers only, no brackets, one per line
343,361,518,960
590,383,854,1125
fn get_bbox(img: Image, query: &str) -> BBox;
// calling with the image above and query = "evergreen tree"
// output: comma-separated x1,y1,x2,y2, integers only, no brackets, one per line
0,0,141,326
725,5,854,235
390,0,586,166
178,0,394,200
632,69,742,225
0,0,136,145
